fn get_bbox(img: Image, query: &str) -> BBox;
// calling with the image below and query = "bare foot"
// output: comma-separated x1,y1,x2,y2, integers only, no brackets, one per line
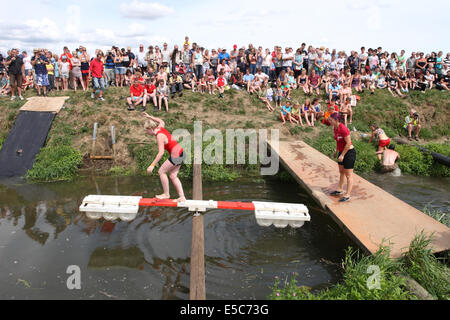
173,197,186,203
156,194,171,200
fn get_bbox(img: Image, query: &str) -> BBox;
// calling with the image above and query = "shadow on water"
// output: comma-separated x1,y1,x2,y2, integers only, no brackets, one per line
2,173,445,300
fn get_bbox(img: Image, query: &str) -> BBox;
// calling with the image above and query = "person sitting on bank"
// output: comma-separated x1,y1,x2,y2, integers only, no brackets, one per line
376,144,400,173
369,124,391,161
280,101,297,125
169,72,183,98
127,78,145,111
404,109,421,141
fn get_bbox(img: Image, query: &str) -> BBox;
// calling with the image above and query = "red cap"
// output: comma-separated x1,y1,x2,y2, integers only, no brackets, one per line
233,44,237,49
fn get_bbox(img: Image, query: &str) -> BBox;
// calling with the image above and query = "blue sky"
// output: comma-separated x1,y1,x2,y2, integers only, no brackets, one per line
1,0,449,56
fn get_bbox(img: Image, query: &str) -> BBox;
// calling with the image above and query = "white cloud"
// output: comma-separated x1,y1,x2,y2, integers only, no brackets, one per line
120,1,173,20
65,5,81,36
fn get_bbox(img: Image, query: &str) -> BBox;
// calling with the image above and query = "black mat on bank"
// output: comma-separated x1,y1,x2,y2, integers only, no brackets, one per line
0,111,56,177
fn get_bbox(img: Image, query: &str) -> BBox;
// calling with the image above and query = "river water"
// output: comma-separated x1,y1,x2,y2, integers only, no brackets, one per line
0,173,447,300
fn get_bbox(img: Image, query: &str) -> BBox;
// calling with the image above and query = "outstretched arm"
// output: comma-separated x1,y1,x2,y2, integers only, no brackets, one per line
147,134,166,174
142,112,165,128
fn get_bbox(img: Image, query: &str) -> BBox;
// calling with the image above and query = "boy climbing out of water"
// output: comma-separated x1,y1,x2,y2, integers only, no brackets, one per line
376,144,400,173
143,112,186,202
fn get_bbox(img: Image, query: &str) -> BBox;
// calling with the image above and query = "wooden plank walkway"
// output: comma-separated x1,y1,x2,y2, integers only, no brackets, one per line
268,139,450,258
19,96,70,113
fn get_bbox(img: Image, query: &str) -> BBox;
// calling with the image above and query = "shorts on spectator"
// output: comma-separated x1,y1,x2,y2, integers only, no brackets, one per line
92,77,105,91
116,67,126,75
61,72,69,79
36,73,49,87
9,73,23,88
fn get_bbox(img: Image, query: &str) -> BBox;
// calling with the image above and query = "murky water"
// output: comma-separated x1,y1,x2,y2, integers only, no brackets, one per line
0,176,352,300
0,173,447,300
362,173,450,214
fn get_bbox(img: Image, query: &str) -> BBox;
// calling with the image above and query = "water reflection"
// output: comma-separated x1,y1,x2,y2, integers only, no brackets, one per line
0,175,365,299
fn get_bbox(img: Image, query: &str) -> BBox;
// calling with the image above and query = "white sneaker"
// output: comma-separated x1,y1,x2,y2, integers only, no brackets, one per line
19,96,24,101
91,92,95,99
98,96,105,101
10,96,16,101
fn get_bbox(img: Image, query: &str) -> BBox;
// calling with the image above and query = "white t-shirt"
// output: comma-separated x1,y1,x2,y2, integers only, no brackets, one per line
282,52,293,67
161,49,170,63
23,56,32,70
255,72,269,82
136,50,147,67
359,52,368,64
336,57,345,70
323,53,331,67
262,54,272,67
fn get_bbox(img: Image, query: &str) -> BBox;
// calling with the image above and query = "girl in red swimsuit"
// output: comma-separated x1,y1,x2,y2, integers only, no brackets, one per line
143,112,186,202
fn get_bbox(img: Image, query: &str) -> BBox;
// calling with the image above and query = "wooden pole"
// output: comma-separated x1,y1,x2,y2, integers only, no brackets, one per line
190,163,206,300
111,126,116,163
91,122,98,157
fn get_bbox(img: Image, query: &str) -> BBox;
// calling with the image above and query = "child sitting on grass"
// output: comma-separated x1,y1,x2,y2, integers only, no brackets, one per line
274,82,283,108
157,79,169,112
257,83,274,112
144,77,158,111
280,101,297,125
291,103,303,126
312,97,324,121
0,72,10,96
127,78,145,111
206,70,215,94
198,74,207,94
340,97,353,126
216,72,226,98
301,99,313,127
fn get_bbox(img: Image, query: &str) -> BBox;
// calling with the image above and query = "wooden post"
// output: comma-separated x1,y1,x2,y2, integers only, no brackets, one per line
111,126,116,162
190,163,206,300
91,122,98,157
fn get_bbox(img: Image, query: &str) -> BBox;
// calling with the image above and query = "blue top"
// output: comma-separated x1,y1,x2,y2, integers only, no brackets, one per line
243,74,255,82
281,105,291,115
218,52,230,64
31,55,48,74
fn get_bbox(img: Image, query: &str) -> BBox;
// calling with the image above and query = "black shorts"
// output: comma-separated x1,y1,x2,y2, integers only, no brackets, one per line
169,151,185,166
338,148,356,170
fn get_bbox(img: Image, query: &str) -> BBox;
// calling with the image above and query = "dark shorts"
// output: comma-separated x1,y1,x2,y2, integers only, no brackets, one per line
169,151,185,166
9,73,23,88
338,148,356,170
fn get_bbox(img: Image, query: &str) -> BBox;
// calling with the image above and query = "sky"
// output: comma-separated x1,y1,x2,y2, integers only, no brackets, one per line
0,0,449,56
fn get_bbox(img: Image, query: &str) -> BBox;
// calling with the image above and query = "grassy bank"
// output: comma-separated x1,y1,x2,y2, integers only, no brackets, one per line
0,86,448,181
268,232,449,300
305,129,450,177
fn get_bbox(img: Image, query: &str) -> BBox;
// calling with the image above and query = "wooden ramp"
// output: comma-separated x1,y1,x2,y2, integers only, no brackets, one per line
19,96,70,113
0,97,69,177
268,140,450,258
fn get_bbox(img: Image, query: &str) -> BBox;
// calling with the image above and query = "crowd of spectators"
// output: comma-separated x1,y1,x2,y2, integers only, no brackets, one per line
1,38,448,123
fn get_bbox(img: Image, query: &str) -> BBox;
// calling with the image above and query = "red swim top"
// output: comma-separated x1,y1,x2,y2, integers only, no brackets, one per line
155,127,183,157
334,123,351,153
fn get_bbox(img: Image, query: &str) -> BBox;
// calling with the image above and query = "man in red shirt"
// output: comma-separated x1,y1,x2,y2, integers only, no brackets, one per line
89,52,105,101
127,78,145,111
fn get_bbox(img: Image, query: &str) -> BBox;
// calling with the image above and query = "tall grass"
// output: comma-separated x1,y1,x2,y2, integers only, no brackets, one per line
401,232,450,300
269,233,450,300
26,145,83,182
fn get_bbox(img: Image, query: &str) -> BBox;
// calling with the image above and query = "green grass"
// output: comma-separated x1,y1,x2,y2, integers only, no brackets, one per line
401,232,450,300
128,135,257,182
269,233,449,300
26,145,83,182
269,244,414,300
305,128,449,177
